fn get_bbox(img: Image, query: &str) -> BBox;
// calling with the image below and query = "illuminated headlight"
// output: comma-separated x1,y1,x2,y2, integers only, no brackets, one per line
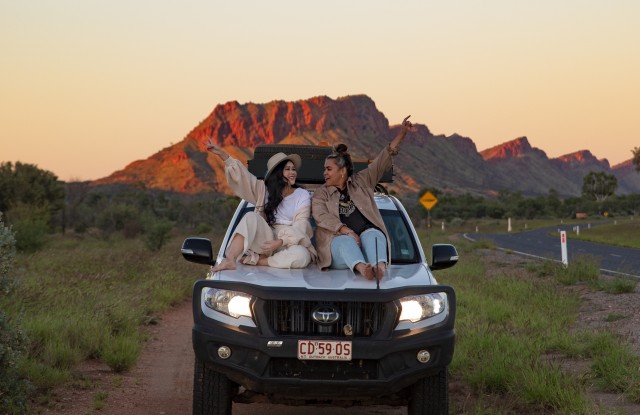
204,288,253,319
399,293,447,323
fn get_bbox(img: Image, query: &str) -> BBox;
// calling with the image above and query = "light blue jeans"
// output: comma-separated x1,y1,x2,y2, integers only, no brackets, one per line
330,228,388,272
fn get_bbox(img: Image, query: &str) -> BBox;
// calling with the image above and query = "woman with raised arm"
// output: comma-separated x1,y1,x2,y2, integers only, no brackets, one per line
312,116,415,280
205,140,316,271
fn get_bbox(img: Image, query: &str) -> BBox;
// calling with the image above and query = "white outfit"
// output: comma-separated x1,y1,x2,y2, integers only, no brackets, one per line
222,157,316,269
272,188,310,226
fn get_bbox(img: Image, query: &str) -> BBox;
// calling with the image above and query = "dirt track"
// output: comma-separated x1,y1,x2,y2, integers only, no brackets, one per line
38,300,404,415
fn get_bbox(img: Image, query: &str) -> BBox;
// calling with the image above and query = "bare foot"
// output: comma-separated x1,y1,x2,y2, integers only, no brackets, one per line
355,263,375,280
374,262,387,280
211,257,236,272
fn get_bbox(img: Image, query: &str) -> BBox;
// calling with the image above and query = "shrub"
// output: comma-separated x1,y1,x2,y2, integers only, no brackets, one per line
123,220,144,239
0,212,32,414
194,223,212,235
143,218,174,252
5,203,50,252
0,212,15,294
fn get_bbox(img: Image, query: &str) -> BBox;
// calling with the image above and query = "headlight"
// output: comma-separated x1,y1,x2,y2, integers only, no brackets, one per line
399,293,447,323
204,288,253,319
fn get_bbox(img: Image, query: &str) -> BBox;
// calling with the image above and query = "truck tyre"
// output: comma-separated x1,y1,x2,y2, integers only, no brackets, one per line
407,368,449,415
193,357,234,415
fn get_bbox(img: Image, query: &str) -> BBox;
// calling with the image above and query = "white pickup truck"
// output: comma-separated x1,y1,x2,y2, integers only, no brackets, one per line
181,144,458,415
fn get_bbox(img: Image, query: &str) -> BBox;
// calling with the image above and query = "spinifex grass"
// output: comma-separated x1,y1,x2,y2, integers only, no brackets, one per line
1,231,211,391
427,238,640,414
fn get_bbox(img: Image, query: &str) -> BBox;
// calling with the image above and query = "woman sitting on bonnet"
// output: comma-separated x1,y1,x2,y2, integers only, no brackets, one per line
312,116,415,280
205,140,316,271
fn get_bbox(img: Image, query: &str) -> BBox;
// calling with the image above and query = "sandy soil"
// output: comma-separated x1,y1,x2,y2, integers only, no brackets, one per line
31,250,640,415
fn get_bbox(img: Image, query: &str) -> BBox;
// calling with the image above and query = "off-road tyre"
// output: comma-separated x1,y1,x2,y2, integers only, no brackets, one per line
193,356,234,415
407,368,449,415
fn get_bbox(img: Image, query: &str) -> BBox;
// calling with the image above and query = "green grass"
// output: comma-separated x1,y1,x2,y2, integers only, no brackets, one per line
5,226,639,413
93,390,108,410
568,219,640,249
1,230,213,392
428,237,640,414
594,278,638,294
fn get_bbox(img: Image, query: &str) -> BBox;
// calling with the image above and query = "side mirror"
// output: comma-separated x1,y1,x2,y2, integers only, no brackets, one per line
430,244,459,271
181,237,214,265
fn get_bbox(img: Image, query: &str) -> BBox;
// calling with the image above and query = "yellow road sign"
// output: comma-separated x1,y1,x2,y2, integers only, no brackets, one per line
420,191,438,210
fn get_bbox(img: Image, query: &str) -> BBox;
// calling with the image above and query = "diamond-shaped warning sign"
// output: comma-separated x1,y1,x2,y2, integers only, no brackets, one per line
419,191,438,210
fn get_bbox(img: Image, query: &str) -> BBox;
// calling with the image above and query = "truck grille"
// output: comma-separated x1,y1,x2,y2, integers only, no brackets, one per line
264,300,388,337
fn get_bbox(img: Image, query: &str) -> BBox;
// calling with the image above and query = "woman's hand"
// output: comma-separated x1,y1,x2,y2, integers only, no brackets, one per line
205,138,229,161
389,115,416,152
401,115,415,133
261,239,284,252
340,226,361,246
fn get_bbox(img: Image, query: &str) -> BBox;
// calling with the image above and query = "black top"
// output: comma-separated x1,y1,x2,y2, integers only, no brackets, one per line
338,187,376,235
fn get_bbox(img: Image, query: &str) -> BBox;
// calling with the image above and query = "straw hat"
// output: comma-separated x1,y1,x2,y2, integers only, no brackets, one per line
264,153,302,180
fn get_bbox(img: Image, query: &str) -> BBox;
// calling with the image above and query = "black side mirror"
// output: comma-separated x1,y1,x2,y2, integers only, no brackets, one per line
181,237,214,265
430,244,459,271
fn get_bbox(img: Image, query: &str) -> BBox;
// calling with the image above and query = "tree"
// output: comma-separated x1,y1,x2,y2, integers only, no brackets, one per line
632,147,640,172
581,171,618,202
0,162,65,218
546,189,562,217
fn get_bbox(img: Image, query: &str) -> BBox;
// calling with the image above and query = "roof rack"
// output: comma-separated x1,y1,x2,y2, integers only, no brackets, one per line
247,144,394,184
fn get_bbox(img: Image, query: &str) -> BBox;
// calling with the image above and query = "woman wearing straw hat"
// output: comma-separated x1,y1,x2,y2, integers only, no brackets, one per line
205,140,316,271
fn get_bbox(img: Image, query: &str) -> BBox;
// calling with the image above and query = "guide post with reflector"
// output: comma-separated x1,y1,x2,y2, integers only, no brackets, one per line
560,231,568,268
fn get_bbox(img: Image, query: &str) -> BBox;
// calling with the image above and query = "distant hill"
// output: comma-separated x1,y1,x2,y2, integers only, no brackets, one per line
92,95,640,198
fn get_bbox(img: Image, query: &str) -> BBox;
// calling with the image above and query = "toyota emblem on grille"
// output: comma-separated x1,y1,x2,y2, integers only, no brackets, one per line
312,306,340,325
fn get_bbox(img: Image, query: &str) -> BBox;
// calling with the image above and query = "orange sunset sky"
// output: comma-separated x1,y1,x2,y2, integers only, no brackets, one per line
1,1,638,181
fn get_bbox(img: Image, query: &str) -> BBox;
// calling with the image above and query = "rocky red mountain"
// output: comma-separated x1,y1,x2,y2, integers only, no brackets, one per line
92,95,640,198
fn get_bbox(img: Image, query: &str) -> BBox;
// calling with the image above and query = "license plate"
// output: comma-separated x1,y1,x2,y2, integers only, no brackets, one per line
297,340,352,361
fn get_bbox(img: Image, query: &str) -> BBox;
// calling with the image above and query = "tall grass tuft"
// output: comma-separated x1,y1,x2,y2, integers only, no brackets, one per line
102,334,141,372
556,255,600,285
594,277,637,294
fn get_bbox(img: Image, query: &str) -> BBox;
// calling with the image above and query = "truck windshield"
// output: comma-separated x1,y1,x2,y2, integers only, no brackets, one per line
228,206,420,264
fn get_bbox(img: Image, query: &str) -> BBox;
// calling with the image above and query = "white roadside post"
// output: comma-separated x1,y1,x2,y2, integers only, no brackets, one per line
560,231,568,268
508,217,512,232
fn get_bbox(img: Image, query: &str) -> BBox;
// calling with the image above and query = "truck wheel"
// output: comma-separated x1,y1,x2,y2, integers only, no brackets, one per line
407,368,449,415
193,357,234,415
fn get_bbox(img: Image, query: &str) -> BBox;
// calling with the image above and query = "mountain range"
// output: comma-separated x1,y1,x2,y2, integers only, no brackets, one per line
92,95,640,198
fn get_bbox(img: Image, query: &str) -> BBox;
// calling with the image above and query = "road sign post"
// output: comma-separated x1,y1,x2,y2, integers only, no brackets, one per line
419,191,438,229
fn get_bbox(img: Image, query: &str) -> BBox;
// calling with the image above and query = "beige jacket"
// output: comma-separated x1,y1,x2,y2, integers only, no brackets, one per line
224,157,317,261
311,146,394,270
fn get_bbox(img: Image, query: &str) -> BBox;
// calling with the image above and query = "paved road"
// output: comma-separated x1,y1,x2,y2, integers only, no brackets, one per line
465,225,640,278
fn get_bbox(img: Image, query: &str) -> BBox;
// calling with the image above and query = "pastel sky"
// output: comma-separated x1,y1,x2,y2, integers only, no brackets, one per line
1,0,638,181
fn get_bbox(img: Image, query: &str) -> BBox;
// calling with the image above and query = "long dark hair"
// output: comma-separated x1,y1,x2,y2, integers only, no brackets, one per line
264,160,299,226
326,143,354,177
